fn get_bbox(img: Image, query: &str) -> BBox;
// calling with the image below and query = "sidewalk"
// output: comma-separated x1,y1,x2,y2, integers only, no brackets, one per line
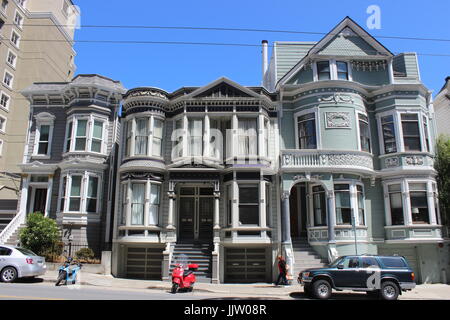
40,271,450,299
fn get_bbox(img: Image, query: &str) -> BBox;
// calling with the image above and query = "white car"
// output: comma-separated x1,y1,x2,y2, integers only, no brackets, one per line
0,245,47,283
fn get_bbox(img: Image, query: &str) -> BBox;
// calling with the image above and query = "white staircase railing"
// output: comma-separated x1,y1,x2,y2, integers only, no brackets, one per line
0,210,26,244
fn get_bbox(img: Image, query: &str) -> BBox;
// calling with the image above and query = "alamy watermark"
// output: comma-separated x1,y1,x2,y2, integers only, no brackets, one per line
366,5,381,30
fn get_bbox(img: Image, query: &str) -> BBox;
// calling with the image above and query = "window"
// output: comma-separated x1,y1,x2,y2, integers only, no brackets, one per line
0,115,5,132
336,61,349,80
36,124,50,155
152,118,163,156
172,118,183,158
68,176,82,211
187,118,203,156
409,183,429,224
379,257,407,268
3,71,13,88
312,185,327,226
381,115,397,154
135,118,148,155
334,184,351,225
209,118,220,158
357,185,365,226
388,184,404,225
297,113,317,149
0,246,12,256
74,119,87,151
91,121,103,153
238,118,257,156
86,176,99,213
341,257,360,268
131,183,145,225
432,184,440,224
265,183,271,227
66,122,73,152
358,114,371,152
7,51,17,68
0,93,9,109
120,184,127,225
17,0,26,8
238,185,259,225
361,257,379,268
401,114,421,151
423,116,430,152
14,11,23,28
126,120,132,156
264,119,269,157
149,184,160,225
226,184,232,226
317,61,331,80
10,30,20,47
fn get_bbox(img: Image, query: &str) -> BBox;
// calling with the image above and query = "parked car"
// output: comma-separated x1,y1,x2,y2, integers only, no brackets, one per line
298,255,416,300
0,245,47,283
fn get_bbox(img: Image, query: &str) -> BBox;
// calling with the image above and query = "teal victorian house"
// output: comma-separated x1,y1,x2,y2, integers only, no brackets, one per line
263,17,447,283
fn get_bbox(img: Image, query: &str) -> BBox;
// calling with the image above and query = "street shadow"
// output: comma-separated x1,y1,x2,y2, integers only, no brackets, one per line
15,277,44,284
289,291,377,300
202,297,283,300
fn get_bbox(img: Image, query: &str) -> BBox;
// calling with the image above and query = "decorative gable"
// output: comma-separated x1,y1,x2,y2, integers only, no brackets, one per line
193,82,253,98
317,27,381,57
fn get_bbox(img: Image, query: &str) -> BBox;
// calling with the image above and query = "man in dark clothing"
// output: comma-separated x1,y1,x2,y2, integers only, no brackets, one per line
276,255,288,286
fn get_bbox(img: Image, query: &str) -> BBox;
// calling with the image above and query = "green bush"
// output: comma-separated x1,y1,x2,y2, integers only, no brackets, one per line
42,241,64,262
75,248,95,262
19,212,61,257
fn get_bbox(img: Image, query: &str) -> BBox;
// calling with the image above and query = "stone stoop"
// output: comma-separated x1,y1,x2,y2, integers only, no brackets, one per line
4,224,26,246
170,242,213,283
292,238,328,277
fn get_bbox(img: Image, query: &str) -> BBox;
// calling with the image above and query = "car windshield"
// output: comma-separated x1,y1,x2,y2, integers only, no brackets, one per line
328,257,344,268
15,247,38,256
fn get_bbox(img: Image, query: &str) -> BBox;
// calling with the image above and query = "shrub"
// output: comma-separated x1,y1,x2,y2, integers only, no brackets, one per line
19,212,60,257
42,241,64,262
75,248,95,262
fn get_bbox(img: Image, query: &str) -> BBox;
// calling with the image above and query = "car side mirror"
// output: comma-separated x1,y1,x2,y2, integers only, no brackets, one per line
337,264,344,270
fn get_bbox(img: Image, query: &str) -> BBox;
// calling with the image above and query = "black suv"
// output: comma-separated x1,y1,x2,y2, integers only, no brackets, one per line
298,255,416,300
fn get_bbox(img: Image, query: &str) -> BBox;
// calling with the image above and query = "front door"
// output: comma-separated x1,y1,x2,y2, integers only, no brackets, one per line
178,187,214,241
32,188,47,214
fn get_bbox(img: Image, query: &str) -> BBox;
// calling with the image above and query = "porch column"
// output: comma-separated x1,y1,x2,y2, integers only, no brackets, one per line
281,191,291,243
427,181,437,225
166,182,176,230
327,190,336,243
45,174,53,218
18,174,30,217
213,181,220,230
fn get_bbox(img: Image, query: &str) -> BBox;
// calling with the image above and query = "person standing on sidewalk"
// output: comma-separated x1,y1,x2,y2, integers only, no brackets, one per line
275,255,288,286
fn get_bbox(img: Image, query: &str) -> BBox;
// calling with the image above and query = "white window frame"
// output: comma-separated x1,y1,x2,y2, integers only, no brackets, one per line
10,29,20,48
313,59,352,82
64,114,108,154
356,110,371,153
377,109,431,155
310,183,328,227
237,183,260,226
0,91,10,111
2,70,13,89
0,114,6,134
0,139,3,156
13,9,23,29
294,108,321,149
32,112,55,158
58,171,103,214
6,49,17,69
382,178,438,227
237,117,258,157
333,180,366,227
125,114,165,158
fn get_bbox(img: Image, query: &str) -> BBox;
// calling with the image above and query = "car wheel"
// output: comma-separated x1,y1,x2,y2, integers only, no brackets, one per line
312,279,332,300
380,281,399,301
1,267,18,283
55,271,66,286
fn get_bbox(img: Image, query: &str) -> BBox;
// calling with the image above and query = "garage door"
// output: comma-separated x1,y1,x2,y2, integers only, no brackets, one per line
378,246,421,282
225,248,270,283
126,247,163,280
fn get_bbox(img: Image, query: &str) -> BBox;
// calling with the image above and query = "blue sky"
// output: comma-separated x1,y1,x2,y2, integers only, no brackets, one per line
72,0,450,96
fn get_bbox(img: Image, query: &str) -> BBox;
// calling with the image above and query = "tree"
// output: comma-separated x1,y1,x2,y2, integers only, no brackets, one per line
435,135,450,227
19,212,61,256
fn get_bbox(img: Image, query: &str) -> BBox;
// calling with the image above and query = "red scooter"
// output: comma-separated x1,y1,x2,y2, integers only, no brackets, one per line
171,255,198,294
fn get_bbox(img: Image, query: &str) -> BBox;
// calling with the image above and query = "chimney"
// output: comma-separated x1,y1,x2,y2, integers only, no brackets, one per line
262,40,269,78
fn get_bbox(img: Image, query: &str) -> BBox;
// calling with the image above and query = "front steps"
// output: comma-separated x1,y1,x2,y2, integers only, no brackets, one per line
292,238,328,277
4,224,25,246
0,214,15,234
170,242,213,283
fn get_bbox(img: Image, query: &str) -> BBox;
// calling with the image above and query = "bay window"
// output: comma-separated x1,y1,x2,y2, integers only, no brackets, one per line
66,116,107,154
297,113,317,149
335,184,352,225
401,114,421,151
388,184,404,225
422,116,430,152
121,181,161,227
336,61,349,80
188,118,203,156
238,118,257,156
381,115,397,154
409,183,429,224
238,185,259,225
312,185,327,226
131,183,145,225
358,114,371,152
149,184,161,225
264,119,270,157
59,172,102,214
125,116,165,157
317,61,331,80
357,185,365,226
